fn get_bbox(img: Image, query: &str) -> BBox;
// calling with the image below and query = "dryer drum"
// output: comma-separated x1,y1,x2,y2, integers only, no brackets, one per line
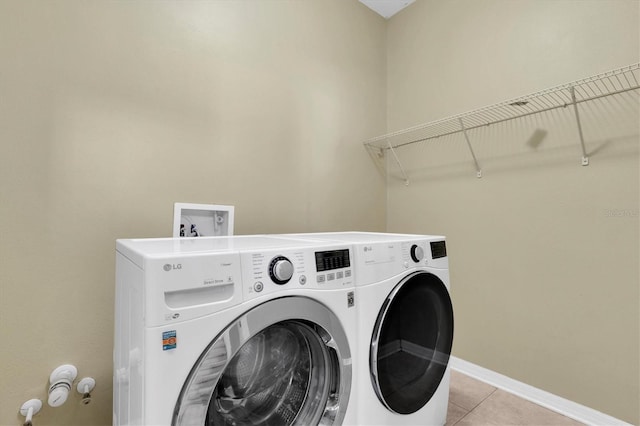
370,272,454,415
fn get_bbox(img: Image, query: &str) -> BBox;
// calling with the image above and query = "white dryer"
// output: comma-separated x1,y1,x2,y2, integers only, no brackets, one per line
114,235,357,426
288,232,454,426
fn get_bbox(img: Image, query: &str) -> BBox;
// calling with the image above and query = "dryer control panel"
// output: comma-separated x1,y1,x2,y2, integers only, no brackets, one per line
352,238,448,286
241,245,354,301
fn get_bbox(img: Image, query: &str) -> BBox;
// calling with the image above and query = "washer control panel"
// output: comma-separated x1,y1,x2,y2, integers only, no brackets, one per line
242,245,353,300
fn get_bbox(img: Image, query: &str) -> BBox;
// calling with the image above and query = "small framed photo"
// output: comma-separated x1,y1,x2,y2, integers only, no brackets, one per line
173,203,235,237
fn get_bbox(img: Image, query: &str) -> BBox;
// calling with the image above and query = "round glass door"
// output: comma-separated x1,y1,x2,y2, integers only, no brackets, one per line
370,272,454,414
173,297,351,426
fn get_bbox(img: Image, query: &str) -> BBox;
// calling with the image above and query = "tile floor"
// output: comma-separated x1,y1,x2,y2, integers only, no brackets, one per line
447,370,585,425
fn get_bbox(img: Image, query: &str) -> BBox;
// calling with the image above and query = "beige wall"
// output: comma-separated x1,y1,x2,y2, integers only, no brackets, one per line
386,0,639,424
0,1,386,424
2,0,638,424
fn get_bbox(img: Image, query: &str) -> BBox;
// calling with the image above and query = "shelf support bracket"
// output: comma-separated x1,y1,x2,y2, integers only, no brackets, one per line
387,140,410,186
570,86,589,166
459,118,483,178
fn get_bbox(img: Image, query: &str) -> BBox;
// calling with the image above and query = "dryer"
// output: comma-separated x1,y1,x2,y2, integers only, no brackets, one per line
114,235,357,426
287,232,454,426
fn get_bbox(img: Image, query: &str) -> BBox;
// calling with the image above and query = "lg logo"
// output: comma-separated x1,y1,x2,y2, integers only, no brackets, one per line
163,263,182,272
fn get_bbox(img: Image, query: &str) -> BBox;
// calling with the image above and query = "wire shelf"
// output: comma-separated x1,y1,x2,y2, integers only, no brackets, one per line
364,63,640,183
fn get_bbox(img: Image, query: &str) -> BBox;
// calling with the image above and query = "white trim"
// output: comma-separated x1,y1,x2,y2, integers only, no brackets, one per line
450,356,631,426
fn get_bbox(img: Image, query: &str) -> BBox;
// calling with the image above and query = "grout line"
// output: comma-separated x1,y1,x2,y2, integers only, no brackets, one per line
449,400,470,415
479,387,498,406
448,385,498,425
459,387,499,425
449,401,472,426
452,410,469,426
468,387,498,413
448,401,469,425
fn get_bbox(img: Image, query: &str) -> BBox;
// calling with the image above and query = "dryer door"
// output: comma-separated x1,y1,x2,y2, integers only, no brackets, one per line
370,271,454,414
172,296,352,426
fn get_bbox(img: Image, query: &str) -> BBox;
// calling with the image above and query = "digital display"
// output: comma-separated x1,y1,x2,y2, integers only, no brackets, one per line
431,241,447,259
315,249,350,272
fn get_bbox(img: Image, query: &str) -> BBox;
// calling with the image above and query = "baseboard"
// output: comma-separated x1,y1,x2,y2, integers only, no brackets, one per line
449,356,631,426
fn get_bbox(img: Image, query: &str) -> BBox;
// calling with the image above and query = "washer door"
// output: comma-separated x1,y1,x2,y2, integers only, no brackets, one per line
370,271,454,414
173,296,352,426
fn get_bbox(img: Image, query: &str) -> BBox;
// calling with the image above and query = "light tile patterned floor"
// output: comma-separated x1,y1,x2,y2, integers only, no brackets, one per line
447,370,585,425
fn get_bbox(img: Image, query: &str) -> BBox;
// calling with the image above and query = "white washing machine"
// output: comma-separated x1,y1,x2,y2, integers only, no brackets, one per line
114,235,357,426
287,232,454,426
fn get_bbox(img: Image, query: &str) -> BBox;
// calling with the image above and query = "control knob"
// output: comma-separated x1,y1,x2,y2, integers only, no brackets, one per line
269,256,294,285
410,244,424,263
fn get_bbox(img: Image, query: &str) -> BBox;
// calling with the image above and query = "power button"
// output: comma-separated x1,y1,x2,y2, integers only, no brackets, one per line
254,282,264,292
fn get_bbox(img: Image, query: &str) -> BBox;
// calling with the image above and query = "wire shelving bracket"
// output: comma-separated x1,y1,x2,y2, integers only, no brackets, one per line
364,63,640,182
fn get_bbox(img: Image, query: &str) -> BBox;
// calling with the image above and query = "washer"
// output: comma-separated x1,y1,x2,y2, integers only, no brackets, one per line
114,235,357,426
286,232,454,426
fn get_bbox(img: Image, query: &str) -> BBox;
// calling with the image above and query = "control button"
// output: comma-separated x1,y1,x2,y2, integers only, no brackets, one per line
269,256,294,285
299,275,307,285
336,271,344,279
404,261,409,268
317,275,326,283
327,273,335,281
254,282,264,292
410,244,425,262
344,270,352,278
